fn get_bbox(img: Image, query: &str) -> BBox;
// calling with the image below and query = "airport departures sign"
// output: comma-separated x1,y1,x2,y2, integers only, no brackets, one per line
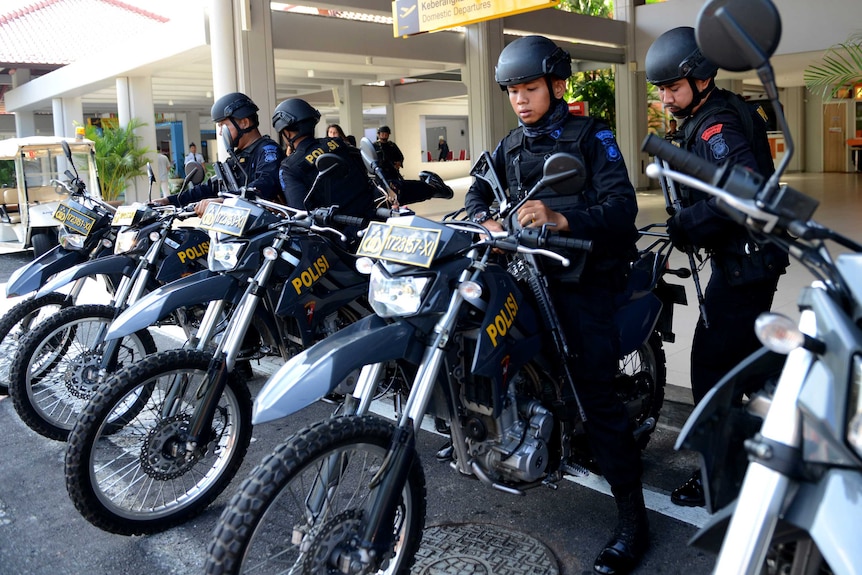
393,0,560,37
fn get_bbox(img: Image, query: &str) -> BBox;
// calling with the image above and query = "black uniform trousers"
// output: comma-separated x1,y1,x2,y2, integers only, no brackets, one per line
690,262,780,404
551,281,643,492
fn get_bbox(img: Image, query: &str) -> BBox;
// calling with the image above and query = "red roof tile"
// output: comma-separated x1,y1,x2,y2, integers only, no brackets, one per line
0,0,169,68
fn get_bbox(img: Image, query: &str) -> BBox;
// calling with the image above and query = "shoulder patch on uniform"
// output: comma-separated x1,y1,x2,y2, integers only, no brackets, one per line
701,124,723,141
264,148,279,163
595,129,621,162
707,133,729,161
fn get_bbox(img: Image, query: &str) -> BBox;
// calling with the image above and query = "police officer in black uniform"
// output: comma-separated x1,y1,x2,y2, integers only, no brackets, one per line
156,92,284,215
272,98,376,244
465,35,646,575
645,26,789,508
373,125,454,205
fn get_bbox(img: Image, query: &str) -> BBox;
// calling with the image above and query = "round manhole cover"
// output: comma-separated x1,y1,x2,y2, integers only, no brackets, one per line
412,522,559,575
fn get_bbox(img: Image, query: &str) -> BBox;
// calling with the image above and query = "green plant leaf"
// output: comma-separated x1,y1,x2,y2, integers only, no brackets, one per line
83,118,150,202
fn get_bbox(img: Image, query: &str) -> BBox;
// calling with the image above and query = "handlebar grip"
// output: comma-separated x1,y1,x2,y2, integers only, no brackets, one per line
375,207,395,220
547,235,593,253
642,134,719,183
332,214,366,228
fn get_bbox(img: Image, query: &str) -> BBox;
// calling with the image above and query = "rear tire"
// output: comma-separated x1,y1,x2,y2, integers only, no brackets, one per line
618,333,666,450
206,415,426,575
8,304,155,440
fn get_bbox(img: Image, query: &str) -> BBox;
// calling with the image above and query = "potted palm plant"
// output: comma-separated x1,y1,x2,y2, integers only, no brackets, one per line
83,118,150,204
803,34,862,99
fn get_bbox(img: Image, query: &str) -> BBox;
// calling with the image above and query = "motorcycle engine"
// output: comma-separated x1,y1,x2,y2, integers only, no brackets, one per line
461,374,553,484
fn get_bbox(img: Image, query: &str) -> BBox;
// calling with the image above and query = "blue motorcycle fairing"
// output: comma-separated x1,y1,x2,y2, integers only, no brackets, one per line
34,254,137,299
105,270,238,340
676,346,785,513
6,244,87,297
253,315,418,425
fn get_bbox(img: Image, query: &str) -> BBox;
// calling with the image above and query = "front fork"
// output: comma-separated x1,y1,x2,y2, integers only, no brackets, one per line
712,312,813,575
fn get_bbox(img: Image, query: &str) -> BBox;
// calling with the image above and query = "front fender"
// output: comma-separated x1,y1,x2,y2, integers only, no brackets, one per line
106,270,237,340
35,254,136,298
677,346,786,512
6,245,87,297
253,315,417,425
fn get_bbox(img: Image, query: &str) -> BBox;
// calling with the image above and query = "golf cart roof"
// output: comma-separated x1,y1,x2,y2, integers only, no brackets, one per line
0,136,96,160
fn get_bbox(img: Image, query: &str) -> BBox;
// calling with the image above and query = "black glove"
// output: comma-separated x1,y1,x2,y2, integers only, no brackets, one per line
666,212,693,252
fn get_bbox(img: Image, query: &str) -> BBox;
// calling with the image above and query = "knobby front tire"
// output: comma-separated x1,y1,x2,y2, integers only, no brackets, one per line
65,348,253,536
8,304,155,440
206,415,427,575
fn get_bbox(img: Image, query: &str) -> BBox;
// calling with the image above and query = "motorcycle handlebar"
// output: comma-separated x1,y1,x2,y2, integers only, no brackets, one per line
546,235,593,252
641,134,719,184
331,214,365,228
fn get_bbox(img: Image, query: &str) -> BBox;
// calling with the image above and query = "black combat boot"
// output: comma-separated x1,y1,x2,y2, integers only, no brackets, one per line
593,485,649,575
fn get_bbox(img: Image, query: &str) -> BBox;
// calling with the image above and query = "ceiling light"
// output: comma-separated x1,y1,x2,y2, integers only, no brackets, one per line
168,100,174,106
307,70,315,78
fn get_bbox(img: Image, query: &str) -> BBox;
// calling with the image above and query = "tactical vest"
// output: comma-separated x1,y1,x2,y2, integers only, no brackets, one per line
680,88,774,178
501,116,597,285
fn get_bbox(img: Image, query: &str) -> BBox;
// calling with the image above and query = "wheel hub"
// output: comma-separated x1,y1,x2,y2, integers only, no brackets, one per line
302,510,376,574
139,414,200,480
64,351,102,399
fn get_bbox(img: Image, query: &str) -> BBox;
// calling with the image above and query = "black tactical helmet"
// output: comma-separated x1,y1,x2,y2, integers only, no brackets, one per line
495,35,572,90
645,26,719,86
271,98,321,136
377,125,391,134
211,92,259,123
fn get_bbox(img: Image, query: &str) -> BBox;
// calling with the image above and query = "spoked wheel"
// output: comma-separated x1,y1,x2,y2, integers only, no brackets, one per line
617,333,666,450
8,304,155,440
763,535,833,575
0,292,71,395
206,415,426,575
65,348,253,535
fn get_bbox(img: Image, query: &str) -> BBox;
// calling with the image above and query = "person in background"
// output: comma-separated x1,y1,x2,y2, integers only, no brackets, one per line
272,98,376,246
437,135,450,162
153,92,284,216
185,142,204,165
645,26,789,509
464,35,646,575
326,123,349,141
373,125,453,204
155,146,171,198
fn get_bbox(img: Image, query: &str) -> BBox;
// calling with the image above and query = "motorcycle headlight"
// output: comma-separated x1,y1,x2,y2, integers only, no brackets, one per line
114,229,141,254
846,355,862,460
58,228,87,250
368,265,430,318
209,240,246,272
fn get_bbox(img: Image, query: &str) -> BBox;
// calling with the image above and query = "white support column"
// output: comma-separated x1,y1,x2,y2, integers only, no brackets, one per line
233,0,277,139
464,20,508,159
129,75,158,203
343,81,364,144
52,97,83,138
210,0,238,161
615,0,649,189
12,69,35,137
116,77,131,127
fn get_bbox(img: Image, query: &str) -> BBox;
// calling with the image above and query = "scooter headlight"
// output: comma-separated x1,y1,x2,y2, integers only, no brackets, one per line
368,265,430,318
846,355,862,460
57,227,87,250
209,240,246,272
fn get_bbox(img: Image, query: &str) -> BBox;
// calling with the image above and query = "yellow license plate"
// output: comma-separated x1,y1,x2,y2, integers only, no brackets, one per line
356,222,441,268
198,203,251,237
53,201,98,236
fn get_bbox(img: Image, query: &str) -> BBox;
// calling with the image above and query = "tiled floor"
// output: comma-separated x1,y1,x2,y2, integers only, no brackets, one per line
418,171,862,404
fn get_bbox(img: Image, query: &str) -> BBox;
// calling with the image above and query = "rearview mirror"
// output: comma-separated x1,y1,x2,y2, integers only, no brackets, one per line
359,137,378,176
542,153,586,195
695,0,781,72
184,161,205,185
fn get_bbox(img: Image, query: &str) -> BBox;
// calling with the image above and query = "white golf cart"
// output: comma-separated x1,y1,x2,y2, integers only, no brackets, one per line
0,136,101,257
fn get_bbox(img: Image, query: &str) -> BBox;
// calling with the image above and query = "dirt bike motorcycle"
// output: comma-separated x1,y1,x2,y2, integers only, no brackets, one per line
0,141,119,395
63,154,401,536
7,198,209,440
642,1,862,573
204,151,686,574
